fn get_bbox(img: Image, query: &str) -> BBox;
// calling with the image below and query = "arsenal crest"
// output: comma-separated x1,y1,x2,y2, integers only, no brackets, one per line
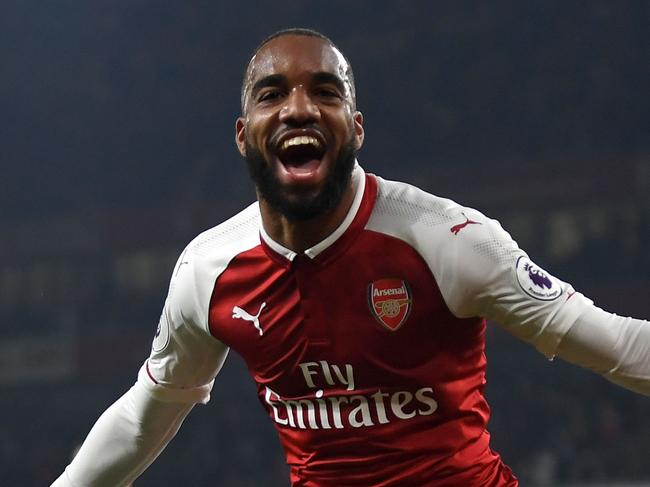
368,278,412,331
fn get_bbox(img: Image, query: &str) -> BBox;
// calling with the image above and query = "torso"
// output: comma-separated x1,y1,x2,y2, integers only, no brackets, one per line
207,173,517,486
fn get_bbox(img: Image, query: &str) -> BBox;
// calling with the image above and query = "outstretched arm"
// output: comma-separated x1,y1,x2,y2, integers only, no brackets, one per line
557,305,650,395
424,206,650,395
53,242,231,485
51,368,197,487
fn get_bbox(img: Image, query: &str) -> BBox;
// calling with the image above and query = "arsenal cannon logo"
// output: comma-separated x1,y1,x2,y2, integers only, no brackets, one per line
367,278,413,331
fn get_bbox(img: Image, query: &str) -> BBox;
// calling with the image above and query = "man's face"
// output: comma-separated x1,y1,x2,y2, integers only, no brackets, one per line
236,35,364,220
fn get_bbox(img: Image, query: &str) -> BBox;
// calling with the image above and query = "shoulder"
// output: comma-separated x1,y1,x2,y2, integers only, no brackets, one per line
184,201,262,263
367,174,509,250
166,202,262,331
371,175,460,223
366,174,523,316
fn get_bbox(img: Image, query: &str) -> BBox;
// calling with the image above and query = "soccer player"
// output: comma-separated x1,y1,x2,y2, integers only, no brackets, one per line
52,28,650,486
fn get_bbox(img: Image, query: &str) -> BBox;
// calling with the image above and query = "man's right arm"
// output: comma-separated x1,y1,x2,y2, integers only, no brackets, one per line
52,243,231,486
51,369,197,487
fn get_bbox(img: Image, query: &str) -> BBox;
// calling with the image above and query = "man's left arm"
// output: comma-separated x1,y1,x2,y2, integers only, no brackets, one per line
556,305,650,394
436,208,650,395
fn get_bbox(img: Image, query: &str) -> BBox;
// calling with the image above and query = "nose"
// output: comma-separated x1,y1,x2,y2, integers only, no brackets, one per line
279,87,320,125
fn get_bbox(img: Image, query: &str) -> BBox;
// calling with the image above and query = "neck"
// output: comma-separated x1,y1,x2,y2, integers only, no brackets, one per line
259,180,357,254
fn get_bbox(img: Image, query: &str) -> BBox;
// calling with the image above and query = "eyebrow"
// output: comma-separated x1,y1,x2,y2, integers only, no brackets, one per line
249,71,348,100
250,74,285,99
311,72,347,95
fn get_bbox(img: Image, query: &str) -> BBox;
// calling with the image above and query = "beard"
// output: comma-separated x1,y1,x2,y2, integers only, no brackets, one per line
244,136,357,221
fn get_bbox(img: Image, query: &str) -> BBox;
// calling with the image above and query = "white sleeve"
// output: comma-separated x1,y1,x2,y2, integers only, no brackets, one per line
368,180,649,394
145,246,230,401
433,208,650,394
51,246,231,486
51,379,194,487
433,208,592,358
556,305,650,395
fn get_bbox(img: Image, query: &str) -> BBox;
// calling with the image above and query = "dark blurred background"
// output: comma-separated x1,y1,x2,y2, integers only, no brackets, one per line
1,1,649,485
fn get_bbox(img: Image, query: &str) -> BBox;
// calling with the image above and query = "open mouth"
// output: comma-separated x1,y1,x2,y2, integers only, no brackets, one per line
275,135,326,178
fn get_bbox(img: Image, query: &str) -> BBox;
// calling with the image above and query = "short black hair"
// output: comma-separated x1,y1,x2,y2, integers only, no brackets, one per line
240,28,356,113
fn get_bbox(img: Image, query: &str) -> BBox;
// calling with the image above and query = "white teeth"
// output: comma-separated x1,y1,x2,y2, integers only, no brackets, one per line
280,136,322,151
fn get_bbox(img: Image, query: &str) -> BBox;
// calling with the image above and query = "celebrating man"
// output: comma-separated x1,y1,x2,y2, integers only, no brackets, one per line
52,28,650,486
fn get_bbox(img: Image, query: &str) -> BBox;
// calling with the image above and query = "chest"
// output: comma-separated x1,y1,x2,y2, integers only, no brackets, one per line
208,231,484,396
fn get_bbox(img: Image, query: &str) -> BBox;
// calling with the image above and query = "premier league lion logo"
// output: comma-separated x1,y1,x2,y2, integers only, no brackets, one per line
515,256,563,301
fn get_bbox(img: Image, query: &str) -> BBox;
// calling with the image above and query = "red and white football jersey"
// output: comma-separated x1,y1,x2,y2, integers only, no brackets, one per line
145,165,592,486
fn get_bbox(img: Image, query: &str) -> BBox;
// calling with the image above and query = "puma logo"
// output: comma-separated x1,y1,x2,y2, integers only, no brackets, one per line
232,302,267,336
450,213,482,235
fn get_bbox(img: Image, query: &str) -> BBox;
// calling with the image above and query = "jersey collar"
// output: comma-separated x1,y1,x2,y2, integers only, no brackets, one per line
259,162,376,264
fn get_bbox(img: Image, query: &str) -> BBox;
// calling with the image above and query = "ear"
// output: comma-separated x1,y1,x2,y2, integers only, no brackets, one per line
352,111,364,150
235,117,247,157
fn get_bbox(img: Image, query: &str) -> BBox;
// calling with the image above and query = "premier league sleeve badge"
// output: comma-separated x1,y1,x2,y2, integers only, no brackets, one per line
515,256,563,301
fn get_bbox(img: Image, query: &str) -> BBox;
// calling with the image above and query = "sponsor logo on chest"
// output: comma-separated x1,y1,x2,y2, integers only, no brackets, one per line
367,278,412,331
264,360,438,430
